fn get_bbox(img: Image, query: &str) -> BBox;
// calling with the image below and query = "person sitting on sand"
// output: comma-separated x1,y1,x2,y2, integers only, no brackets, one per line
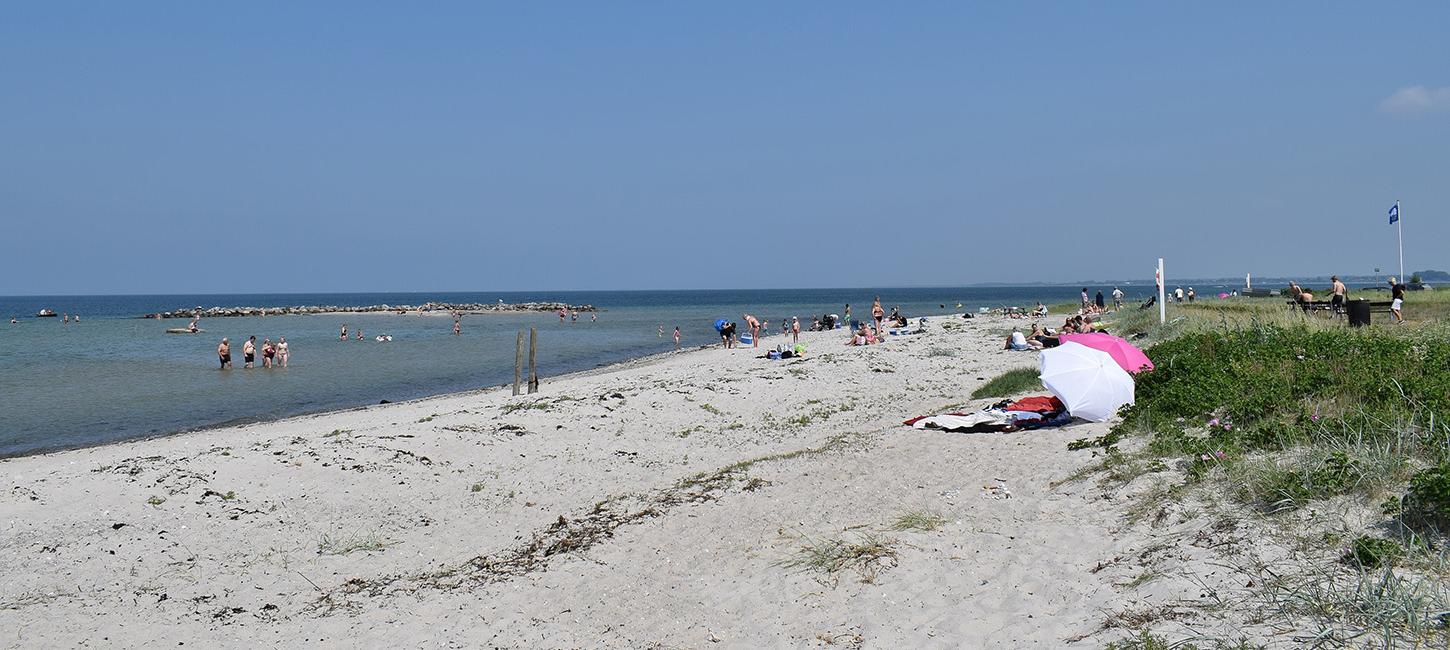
218,338,232,370
1033,302,1048,317
1030,323,1058,348
1004,328,1040,351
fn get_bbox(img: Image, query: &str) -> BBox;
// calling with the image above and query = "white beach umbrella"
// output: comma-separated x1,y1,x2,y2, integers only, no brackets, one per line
1038,341,1135,422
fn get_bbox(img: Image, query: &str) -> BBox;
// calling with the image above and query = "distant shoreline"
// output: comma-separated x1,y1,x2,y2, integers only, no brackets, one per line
138,301,598,319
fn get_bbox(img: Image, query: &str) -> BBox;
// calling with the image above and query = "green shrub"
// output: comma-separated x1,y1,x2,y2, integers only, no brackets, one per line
1403,461,1450,530
1119,324,1450,453
1347,536,1403,569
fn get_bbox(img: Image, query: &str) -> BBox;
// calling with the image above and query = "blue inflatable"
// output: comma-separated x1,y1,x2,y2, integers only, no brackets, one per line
714,319,728,332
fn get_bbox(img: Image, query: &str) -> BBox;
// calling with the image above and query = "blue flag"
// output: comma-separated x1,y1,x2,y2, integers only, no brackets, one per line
1389,203,1399,224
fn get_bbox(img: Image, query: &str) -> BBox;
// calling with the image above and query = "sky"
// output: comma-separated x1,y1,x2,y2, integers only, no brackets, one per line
3,3,1448,295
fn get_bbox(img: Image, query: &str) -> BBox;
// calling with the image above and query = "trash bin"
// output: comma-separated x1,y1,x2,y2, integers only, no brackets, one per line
1347,299,1371,327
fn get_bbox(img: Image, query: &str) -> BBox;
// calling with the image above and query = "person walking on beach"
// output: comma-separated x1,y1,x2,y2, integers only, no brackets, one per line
340,324,348,341
217,338,232,370
1187,288,1196,303
673,326,680,349
1095,290,1105,310
261,338,275,369
1112,287,1124,310
844,304,851,329
278,337,289,368
1390,277,1406,324
792,316,801,345
1080,289,1090,311
1330,276,1347,317
243,336,256,368
871,297,885,335
744,314,761,348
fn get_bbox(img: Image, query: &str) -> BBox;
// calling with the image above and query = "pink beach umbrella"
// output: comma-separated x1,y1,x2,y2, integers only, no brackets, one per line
1058,332,1154,374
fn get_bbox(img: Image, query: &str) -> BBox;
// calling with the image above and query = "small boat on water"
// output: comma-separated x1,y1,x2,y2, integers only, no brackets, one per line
36,309,57,318
165,328,205,334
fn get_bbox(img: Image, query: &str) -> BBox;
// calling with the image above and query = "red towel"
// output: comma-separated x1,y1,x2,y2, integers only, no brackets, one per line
1003,396,1065,415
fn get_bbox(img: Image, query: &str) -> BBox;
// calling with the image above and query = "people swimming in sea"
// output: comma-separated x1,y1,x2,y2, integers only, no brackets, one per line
9,317,16,324
218,338,232,370
356,329,364,341
453,319,461,336
243,336,256,368
340,324,348,341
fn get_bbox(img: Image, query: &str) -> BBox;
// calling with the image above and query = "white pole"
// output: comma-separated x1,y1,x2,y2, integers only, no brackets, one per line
1157,258,1166,324
1396,200,1404,283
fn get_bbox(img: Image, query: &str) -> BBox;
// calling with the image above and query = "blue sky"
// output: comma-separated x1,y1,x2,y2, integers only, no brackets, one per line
3,3,1447,294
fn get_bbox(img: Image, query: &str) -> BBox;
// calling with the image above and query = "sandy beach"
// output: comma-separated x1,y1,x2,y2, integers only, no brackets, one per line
1,316,1259,648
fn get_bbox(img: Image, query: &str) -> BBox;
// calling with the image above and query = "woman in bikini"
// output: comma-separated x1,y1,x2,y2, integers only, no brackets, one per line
871,296,885,335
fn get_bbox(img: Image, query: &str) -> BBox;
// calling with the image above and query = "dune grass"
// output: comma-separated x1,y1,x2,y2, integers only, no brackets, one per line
971,367,1041,399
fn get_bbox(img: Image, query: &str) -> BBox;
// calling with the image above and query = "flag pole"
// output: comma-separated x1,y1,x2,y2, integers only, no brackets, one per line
1396,199,1404,283
1157,258,1166,324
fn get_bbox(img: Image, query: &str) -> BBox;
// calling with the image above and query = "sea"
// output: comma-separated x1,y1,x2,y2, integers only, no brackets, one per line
0,286,1157,457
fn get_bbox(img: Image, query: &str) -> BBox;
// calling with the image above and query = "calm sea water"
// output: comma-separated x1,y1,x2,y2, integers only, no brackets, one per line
0,286,1154,457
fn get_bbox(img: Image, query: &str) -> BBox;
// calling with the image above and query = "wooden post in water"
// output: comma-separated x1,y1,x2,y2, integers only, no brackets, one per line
527,327,538,394
513,331,523,396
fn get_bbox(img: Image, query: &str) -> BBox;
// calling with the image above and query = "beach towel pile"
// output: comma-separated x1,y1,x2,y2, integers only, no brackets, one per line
903,395,1072,434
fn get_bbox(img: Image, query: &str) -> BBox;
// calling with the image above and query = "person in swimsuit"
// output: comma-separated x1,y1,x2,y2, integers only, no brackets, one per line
218,338,232,370
188,317,199,333
278,337,289,368
791,316,801,345
1330,276,1347,316
871,297,885,335
743,314,761,348
340,324,348,341
453,319,461,336
1390,277,1406,323
843,304,851,330
356,329,364,340
720,321,736,348
261,338,275,368
243,336,256,368
673,326,680,349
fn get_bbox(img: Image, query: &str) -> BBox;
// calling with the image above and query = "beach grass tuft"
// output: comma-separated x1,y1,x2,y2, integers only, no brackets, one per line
777,532,899,584
889,510,947,532
970,367,1041,399
317,532,389,556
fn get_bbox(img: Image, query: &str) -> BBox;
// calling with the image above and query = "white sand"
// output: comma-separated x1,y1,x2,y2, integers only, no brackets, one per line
0,317,1230,648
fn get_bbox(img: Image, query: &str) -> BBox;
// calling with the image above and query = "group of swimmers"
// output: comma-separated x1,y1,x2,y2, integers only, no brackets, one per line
557,308,597,324
218,335,288,370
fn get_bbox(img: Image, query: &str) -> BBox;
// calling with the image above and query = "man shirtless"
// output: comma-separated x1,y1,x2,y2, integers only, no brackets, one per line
1330,276,1347,316
217,338,232,370
743,314,761,348
243,336,256,368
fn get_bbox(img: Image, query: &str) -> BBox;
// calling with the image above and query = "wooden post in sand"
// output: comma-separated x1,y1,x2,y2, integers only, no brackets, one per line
527,328,539,394
513,331,524,396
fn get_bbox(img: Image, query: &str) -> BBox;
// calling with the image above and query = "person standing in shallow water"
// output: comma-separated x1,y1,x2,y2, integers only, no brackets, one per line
217,338,232,370
243,336,256,368
278,337,289,368
340,324,347,341
673,326,680,349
